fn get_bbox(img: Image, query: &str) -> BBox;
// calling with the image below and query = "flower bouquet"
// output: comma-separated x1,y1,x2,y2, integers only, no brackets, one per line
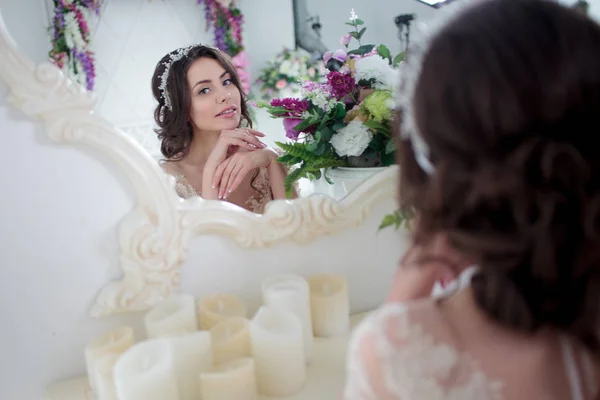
255,48,325,100
258,9,404,195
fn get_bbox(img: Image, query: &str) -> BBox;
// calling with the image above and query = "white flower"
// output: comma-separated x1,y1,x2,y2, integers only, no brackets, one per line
350,8,358,21
355,55,400,90
279,60,292,75
64,12,86,50
330,120,373,157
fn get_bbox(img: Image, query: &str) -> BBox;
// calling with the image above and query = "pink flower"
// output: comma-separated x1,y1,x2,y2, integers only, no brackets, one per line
275,79,288,89
283,118,303,140
340,34,352,47
323,49,347,64
231,50,251,94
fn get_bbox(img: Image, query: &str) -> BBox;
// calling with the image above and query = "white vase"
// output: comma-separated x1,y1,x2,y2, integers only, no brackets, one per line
313,167,389,200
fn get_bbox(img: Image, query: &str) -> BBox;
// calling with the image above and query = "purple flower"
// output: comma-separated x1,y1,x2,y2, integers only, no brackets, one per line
326,71,357,101
270,98,310,117
340,34,352,46
323,49,347,64
283,118,303,140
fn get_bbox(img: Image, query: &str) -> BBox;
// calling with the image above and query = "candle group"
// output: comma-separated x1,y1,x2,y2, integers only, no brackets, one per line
84,273,352,400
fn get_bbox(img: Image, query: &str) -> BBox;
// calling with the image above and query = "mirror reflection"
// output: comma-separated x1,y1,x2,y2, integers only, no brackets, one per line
86,0,443,212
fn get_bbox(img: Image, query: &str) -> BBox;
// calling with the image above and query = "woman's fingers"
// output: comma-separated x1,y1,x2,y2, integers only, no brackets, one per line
226,163,247,195
212,158,230,189
219,160,239,199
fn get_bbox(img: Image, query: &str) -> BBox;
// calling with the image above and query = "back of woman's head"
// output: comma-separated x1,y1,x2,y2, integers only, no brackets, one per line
398,0,600,352
151,45,252,159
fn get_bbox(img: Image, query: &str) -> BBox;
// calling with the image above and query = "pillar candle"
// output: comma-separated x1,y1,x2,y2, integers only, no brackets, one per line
91,353,120,400
197,294,247,330
84,326,134,393
250,306,306,396
308,274,350,337
169,331,213,400
209,317,251,364
144,294,198,339
199,357,258,400
261,274,313,363
114,338,179,400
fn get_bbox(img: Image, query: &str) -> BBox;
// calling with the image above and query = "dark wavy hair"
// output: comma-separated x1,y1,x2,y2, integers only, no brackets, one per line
151,45,253,160
397,0,600,358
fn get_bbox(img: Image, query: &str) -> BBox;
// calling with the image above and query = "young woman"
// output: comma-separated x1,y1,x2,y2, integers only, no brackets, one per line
344,0,600,398
151,45,295,213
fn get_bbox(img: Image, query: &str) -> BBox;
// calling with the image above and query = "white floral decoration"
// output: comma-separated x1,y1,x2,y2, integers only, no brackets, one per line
354,55,400,91
330,120,373,157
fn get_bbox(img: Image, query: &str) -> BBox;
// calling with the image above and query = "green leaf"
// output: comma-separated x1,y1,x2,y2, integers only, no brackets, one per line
381,151,396,166
332,122,346,132
393,52,406,67
364,120,391,134
354,19,364,25
346,44,375,56
315,141,327,156
345,22,356,27
307,141,319,151
350,31,361,40
357,27,367,40
334,103,347,119
377,44,391,61
378,209,415,231
385,139,396,154
369,135,385,151
291,118,318,132
320,126,335,141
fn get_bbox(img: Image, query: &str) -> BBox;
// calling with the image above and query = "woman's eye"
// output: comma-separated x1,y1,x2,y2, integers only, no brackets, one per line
199,88,210,95
223,79,232,86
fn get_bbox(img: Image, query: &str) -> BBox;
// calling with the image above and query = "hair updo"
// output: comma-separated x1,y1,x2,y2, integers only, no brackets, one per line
151,45,253,160
397,0,600,355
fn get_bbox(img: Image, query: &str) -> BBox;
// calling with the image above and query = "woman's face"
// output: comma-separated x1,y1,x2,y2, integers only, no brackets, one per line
186,57,242,134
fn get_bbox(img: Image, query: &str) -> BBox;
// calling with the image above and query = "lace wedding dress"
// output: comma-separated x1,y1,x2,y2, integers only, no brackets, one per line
166,167,273,214
343,283,596,400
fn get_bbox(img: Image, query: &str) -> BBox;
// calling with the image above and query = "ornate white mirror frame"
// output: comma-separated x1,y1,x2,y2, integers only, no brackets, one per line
0,13,397,317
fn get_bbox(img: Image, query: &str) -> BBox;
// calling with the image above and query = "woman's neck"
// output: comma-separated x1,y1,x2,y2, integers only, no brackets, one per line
181,129,220,167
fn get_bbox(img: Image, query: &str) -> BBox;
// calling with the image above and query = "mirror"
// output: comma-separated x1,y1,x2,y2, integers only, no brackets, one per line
0,0,436,315
84,0,439,210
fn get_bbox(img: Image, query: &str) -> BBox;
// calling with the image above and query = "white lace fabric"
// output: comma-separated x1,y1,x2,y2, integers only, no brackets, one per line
343,301,504,400
167,166,273,214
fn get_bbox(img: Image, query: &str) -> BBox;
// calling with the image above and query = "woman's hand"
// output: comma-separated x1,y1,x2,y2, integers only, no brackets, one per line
206,128,266,167
202,128,266,199
213,147,278,199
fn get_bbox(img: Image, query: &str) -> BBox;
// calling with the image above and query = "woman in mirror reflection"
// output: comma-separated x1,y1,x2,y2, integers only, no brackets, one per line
151,45,297,213
344,0,600,399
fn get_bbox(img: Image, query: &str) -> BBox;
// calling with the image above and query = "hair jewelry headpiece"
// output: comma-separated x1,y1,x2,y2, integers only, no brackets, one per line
396,0,482,175
158,43,220,112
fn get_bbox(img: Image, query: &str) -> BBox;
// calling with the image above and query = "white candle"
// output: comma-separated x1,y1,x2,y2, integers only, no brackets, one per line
169,331,213,400
114,338,179,400
250,306,306,396
199,357,258,400
84,326,134,393
261,274,313,363
308,274,350,337
209,317,251,364
144,294,198,338
197,294,247,330
92,353,119,400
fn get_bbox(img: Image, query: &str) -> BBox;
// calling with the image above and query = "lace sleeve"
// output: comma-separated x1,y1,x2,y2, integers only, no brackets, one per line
342,302,503,400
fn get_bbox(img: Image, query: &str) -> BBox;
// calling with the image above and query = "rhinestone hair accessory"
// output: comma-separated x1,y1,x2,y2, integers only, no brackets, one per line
395,0,481,175
158,43,220,112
